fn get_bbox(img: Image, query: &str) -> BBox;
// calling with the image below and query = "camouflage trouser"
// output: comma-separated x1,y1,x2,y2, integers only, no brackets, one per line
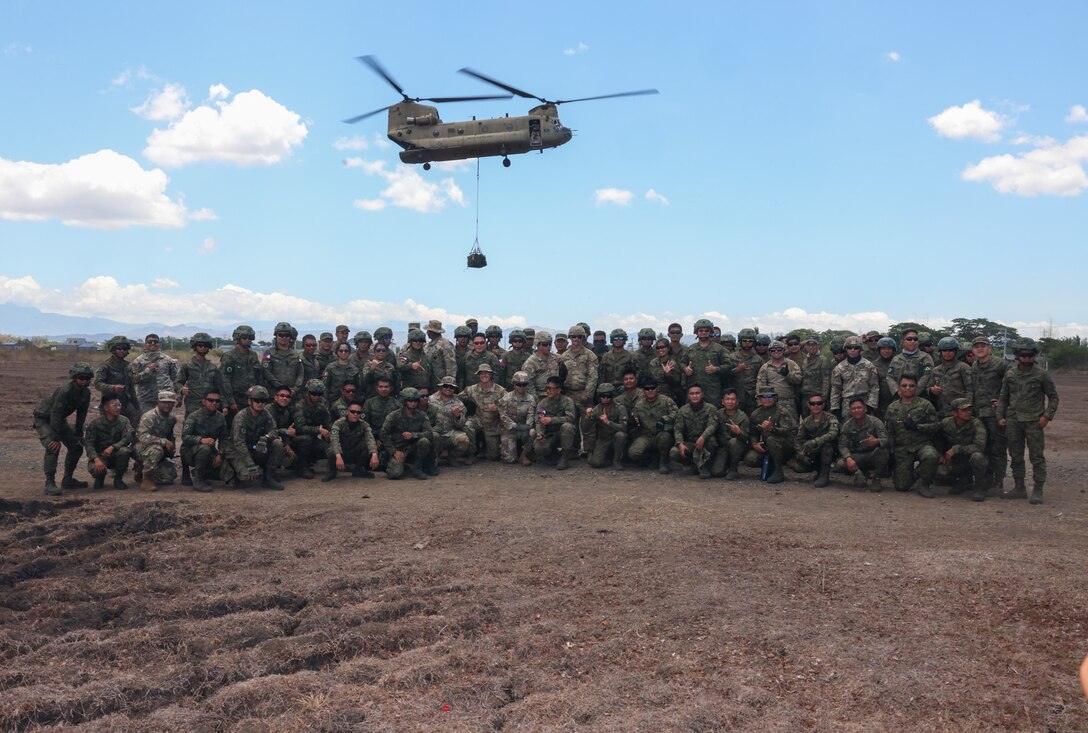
793,440,836,475
222,440,285,484
627,431,672,464
568,391,592,453
839,448,888,479
936,451,987,486
1006,419,1046,485
34,418,83,478
671,438,718,469
292,435,331,469
87,446,132,477
587,431,627,468
710,437,747,476
437,430,472,461
536,424,576,459
892,445,938,490
979,416,1007,485
386,437,433,479
743,436,792,469
466,420,502,461
182,444,224,479
500,425,533,463
137,442,179,484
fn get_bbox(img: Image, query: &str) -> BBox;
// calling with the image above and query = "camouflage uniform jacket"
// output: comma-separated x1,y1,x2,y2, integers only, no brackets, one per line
920,359,975,416
177,356,220,412
93,354,139,415
756,359,803,405
630,394,679,438
34,383,90,437
884,398,939,452
581,402,628,442
498,389,537,432
300,352,322,385
361,359,398,397
324,362,361,402
886,351,934,395
137,408,176,451
615,389,643,416
997,366,1059,422
521,352,562,397
971,357,1011,418
454,343,470,388
714,408,750,447
559,348,599,399
182,408,228,453
680,342,734,397
267,401,294,432
219,347,265,408
463,349,501,389
598,349,637,389
830,358,879,413
380,408,434,452
292,400,332,437
734,351,764,404
315,348,336,373
429,393,469,436
800,353,832,400
673,402,718,444
84,415,134,461
873,356,895,408
362,395,399,435
940,416,987,457
501,349,530,389
225,408,277,471
424,337,458,383
398,347,434,391
131,350,180,408
747,404,795,444
648,358,684,404
838,415,889,460
632,345,656,383
328,397,350,422
330,416,377,457
262,347,304,393
795,413,839,452
462,382,508,434
532,395,577,435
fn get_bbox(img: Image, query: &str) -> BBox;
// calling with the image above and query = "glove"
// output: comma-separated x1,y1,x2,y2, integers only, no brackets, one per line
778,365,790,377
254,435,269,455
903,416,917,431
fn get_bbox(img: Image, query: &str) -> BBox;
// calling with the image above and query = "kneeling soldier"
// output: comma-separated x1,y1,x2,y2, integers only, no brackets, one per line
84,394,134,490
324,399,379,481
582,383,628,470
937,398,988,501
181,389,229,492
381,388,435,480
792,394,839,487
838,397,890,491
136,390,180,491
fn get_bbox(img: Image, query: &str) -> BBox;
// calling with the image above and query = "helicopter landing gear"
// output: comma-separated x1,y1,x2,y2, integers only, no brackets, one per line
502,157,511,168
423,162,431,171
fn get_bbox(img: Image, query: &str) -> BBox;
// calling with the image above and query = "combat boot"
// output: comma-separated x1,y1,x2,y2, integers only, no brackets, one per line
140,475,157,492
191,468,212,493
557,450,570,471
948,477,966,496
853,471,868,489
1004,480,1027,499
519,448,533,467
869,477,883,493
971,483,986,502
133,464,143,483
44,475,61,496
321,462,337,482
813,469,830,488
181,462,192,487
352,465,376,479
1029,483,1044,505
725,467,740,481
60,475,88,489
296,465,316,480
407,464,428,480
658,454,671,475
766,466,784,484
916,482,935,499
988,477,1004,497
113,471,129,490
698,465,711,480
92,472,106,490
612,454,625,471
262,467,285,490
422,463,439,477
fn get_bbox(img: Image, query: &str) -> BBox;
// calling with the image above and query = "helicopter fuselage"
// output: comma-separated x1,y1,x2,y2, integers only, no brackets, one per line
387,101,572,164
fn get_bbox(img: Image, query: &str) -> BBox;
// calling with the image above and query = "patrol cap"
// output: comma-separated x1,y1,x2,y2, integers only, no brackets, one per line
568,326,587,338
274,321,293,335
69,362,94,377
465,318,478,328
438,376,458,387
971,336,990,346
248,385,269,401
157,390,179,403
305,379,325,394
951,398,973,411
803,336,819,345
522,327,536,339
512,371,530,386
554,332,568,342
354,330,373,343
407,322,421,332
535,330,553,344
425,319,444,333
864,330,881,341
638,328,656,340
320,332,334,341
596,383,616,397
475,363,494,374
336,324,349,333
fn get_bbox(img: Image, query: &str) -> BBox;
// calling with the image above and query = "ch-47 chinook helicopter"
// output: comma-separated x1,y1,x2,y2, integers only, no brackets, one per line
344,56,658,169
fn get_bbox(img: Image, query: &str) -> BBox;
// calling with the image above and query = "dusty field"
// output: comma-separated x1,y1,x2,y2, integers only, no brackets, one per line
2,355,1087,732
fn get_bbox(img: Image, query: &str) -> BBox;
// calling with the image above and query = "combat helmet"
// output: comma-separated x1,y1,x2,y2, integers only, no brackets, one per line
877,337,897,350
610,328,628,342
232,324,256,342
755,333,772,347
693,318,714,332
637,328,656,341
374,327,393,340
69,362,94,378
189,332,213,348
509,329,526,343
937,336,960,352
1016,338,1038,354
485,325,503,338
247,385,270,401
274,321,293,336
737,328,757,340
454,325,472,338
399,387,421,401
107,335,132,351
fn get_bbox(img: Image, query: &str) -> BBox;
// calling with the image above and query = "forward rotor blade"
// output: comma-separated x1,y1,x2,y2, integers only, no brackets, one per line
357,55,405,97
343,104,393,124
556,89,659,104
458,68,543,102
423,94,513,103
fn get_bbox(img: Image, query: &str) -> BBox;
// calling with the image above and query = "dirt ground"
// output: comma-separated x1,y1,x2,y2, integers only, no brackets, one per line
2,355,1086,732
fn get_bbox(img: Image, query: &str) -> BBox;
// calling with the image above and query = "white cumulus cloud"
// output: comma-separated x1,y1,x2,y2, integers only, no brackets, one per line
928,100,1005,142
594,187,633,206
887,51,900,62
0,150,194,229
208,83,230,101
152,278,180,289
1067,105,1088,123
645,188,670,205
143,89,308,167
962,134,1088,196
198,237,217,254
131,82,191,121
563,42,590,56
347,158,465,213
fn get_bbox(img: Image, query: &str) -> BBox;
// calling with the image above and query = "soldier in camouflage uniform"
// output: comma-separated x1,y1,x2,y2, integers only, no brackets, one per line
560,326,599,456
131,333,180,415
838,397,890,491
533,376,578,470
798,337,831,417
648,339,684,404
614,369,643,415
666,323,688,365
374,327,397,368
598,329,636,388
632,328,657,382
381,387,435,480
884,374,940,497
671,384,719,479
136,390,179,490
936,398,988,501
785,334,804,369
498,371,537,464
300,334,322,385
886,330,934,397
711,388,749,480
84,394,134,490
743,387,795,484
291,380,333,479
323,399,379,481
920,337,975,417
733,329,763,413
997,339,1058,504
180,388,228,492
861,331,882,363
462,364,507,462
463,333,501,390
94,336,141,427
262,322,304,396
581,383,628,470
484,325,508,385
552,331,569,356
362,376,398,468
431,376,474,465
830,336,880,418
628,377,679,474
971,335,1011,493
350,331,375,374
423,320,458,385
35,363,96,494
267,386,299,472
792,393,839,487
178,332,220,414
755,342,802,422
219,325,266,423
681,319,735,409
324,343,361,406
872,337,897,418
328,382,359,422
754,333,772,362
453,325,472,388
315,332,337,373
222,385,287,490
502,330,530,389
361,343,397,398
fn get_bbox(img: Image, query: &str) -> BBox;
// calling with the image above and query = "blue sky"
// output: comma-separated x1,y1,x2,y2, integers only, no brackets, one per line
2,1,1086,338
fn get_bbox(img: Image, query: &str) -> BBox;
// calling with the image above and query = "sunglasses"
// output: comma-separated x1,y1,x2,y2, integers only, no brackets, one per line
204,397,222,403
251,398,268,404
145,340,159,345
809,400,824,406
348,409,363,415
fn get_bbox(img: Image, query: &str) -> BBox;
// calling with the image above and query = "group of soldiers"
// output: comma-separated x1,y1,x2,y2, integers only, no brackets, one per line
33,317,1058,504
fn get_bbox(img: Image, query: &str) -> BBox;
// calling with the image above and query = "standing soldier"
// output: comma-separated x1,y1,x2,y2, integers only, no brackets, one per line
971,335,1011,493
560,326,599,457
502,330,531,389
838,397,890,491
423,320,458,385
34,362,93,495
648,339,684,405
921,337,975,417
136,390,180,491
711,388,749,480
219,325,265,424
872,337,898,418
381,387,435,480
498,371,538,465
181,388,229,492
632,328,657,382
315,332,337,373
997,339,1058,504
398,330,435,392
484,324,507,381
299,334,322,385
937,398,988,502
131,334,180,415
361,343,398,398
452,325,473,388
580,383,628,470
792,393,839,487
178,332,220,415
681,318,733,409
666,322,688,364
522,331,562,398
829,336,880,418
884,375,940,498
94,336,140,427
263,322,304,396
598,329,636,388
533,376,578,470
324,342,361,407
733,328,763,413
84,394,135,490
672,384,719,479
350,331,375,373
755,342,802,422
861,331,882,362
798,336,831,417
886,329,934,396
463,332,501,389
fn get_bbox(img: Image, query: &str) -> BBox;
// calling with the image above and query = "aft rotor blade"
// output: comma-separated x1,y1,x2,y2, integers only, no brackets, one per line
556,89,659,104
357,55,405,97
423,94,513,103
343,104,393,124
458,68,543,102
